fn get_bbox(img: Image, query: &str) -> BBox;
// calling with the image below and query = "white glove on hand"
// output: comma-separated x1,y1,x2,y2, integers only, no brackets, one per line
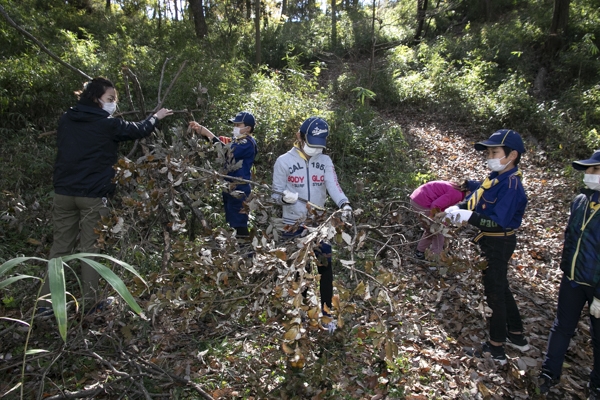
282,190,298,204
591,298,600,318
341,204,353,222
447,209,473,224
444,205,460,213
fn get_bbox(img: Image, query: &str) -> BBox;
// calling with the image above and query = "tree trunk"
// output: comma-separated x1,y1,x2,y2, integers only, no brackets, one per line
331,0,337,50
281,0,287,16
247,0,252,19
546,0,570,55
105,0,110,12
189,0,208,39
368,0,376,89
414,0,428,45
157,0,162,31
550,0,570,35
255,0,261,65
483,0,491,22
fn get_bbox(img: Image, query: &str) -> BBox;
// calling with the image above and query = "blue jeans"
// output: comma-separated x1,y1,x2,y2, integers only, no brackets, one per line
478,234,524,343
542,274,600,386
283,228,333,310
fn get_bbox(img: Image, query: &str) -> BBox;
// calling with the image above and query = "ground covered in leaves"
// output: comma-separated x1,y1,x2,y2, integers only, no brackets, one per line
0,114,592,400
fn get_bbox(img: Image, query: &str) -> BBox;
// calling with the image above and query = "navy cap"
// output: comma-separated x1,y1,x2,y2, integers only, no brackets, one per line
474,129,526,154
299,117,329,148
228,111,256,127
572,149,600,170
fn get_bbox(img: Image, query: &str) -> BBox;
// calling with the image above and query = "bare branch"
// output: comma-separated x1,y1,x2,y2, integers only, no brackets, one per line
154,61,188,111
158,57,171,103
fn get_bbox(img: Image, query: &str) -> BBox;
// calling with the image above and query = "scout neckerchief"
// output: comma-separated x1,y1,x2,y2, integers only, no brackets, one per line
467,169,523,211
578,192,600,233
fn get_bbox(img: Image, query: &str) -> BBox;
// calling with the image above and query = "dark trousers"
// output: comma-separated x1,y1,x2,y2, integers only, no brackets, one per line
479,234,524,343
222,184,250,229
283,229,333,311
543,274,600,386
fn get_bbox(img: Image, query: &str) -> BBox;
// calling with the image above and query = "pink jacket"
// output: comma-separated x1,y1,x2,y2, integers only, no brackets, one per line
410,181,465,210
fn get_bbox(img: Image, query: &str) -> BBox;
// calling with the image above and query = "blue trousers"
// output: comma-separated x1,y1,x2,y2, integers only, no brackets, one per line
222,184,250,229
542,274,600,386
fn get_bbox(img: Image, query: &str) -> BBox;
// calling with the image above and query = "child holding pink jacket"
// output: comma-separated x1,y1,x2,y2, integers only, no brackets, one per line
410,181,468,259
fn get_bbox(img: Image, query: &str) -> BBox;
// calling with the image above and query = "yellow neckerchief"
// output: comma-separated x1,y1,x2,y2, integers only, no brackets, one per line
293,141,309,161
467,169,523,211
233,133,251,142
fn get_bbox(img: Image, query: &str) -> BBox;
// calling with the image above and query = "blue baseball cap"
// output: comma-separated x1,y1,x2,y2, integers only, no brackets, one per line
299,117,329,148
572,149,600,170
228,111,255,128
474,129,526,154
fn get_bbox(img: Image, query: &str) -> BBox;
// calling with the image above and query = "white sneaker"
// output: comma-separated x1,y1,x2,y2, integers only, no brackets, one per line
324,320,337,334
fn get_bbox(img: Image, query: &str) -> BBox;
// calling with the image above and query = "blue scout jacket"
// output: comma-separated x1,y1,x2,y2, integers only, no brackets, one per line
560,189,600,295
214,134,257,184
461,166,527,231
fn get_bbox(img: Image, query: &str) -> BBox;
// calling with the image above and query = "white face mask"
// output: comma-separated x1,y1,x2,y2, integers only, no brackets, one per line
583,174,600,191
101,101,117,116
487,156,507,172
303,143,323,157
232,127,244,138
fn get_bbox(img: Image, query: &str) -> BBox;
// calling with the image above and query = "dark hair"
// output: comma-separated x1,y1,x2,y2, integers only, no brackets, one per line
77,77,116,105
502,146,521,165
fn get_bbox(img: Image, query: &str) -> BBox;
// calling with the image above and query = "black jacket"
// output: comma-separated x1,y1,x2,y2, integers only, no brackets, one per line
53,98,158,198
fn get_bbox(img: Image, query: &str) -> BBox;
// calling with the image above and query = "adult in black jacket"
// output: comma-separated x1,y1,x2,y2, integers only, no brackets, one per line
40,77,173,310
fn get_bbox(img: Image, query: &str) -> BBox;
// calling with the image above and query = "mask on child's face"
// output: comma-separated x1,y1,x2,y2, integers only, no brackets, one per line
487,156,507,172
101,101,117,116
583,174,600,191
303,143,323,157
232,127,242,138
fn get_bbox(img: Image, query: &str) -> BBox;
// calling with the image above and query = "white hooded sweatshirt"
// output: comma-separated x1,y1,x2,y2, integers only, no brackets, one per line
272,146,349,225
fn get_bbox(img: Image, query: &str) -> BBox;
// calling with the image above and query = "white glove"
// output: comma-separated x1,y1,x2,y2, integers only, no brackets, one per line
591,298,600,318
444,205,460,213
282,190,298,204
447,209,473,224
341,204,352,222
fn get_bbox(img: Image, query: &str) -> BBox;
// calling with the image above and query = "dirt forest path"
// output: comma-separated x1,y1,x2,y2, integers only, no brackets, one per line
397,114,591,399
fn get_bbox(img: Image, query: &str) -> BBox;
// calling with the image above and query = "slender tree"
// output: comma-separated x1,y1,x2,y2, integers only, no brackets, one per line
189,0,208,39
255,0,261,64
308,0,316,19
331,0,337,50
414,0,428,44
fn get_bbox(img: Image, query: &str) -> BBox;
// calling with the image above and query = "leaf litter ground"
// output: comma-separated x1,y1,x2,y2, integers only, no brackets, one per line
0,115,592,399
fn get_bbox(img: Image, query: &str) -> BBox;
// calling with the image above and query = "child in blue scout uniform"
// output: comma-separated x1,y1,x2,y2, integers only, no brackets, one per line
445,129,529,364
538,150,600,397
189,111,257,240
